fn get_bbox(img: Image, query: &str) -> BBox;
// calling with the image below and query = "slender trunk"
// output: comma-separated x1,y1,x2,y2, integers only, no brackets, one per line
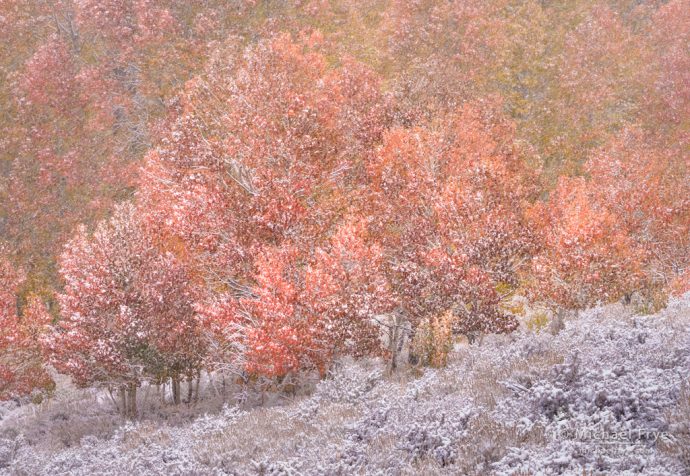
388,314,400,373
127,383,137,419
186,375,193,404
208,373,218,398
193,370,201,403
623,293,630,305
549,309,566,336
408,327,419,366
222,374,226,403
106,386,120,413
172,376,181,405
119,386,127,417
141,383,150,409
396,319,407,354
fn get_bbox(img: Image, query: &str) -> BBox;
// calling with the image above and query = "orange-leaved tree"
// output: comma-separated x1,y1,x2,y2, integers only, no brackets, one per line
528,175,646,312
141,33,391,378
365,101,536,346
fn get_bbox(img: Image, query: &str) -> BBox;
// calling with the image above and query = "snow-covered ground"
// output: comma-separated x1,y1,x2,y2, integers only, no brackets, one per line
2,295,689,475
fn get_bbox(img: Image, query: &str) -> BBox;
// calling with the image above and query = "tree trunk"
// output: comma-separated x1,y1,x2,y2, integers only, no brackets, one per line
387,314,400,373
172,376,181,405
549,309,566,336
117,383,137,419
186,375,193,404
622,292,632,305
127,383,137,419
388,313,410,373
193,370,201,403
119,386,127,417
407,327,419,366
396,320,407,354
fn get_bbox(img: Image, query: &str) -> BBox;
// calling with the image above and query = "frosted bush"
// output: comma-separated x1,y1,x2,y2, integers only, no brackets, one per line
287,359,382,421
251,458,303,475
397,406,473,465
0,437,19,469
190,405,247,437
313,360,383,404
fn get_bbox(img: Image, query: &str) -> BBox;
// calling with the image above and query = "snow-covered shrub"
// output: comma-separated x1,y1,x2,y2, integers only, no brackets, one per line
313,359,383,404
189,405,247,437
397,405,472,465
0,436,21,469
287,359,382,421
251,457,303,475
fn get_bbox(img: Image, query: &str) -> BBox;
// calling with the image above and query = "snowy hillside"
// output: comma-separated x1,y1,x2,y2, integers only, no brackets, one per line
2,295,689,475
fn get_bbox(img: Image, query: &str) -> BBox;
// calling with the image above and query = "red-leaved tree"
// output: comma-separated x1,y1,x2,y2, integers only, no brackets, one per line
528,176,645,312
46,203,204,416
365,101,535,344
140,33,391,377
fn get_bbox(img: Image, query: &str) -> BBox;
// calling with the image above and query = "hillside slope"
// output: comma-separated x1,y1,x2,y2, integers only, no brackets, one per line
2,295,689,475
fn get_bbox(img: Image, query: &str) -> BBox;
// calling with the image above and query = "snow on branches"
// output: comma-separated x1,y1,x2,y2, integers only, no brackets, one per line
46,203,204,394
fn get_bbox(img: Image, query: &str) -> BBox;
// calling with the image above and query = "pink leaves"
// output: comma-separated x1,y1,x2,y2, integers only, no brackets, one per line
0,251,53,400
17,36,77,111
51,203,204,388
4,0,684,391
134,34,396,376
528,175,646,310
527,122,688,311
76,0,176,48
365,103,531,334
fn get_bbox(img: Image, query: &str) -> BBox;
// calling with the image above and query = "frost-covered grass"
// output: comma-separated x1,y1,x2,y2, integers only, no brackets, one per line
2,294,689,475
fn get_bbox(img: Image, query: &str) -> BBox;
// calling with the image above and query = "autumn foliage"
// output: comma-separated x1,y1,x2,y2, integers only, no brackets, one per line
0,0,688,404
365,102,535,336
528,177,644,310
46,203,203,405
0,250,52,400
